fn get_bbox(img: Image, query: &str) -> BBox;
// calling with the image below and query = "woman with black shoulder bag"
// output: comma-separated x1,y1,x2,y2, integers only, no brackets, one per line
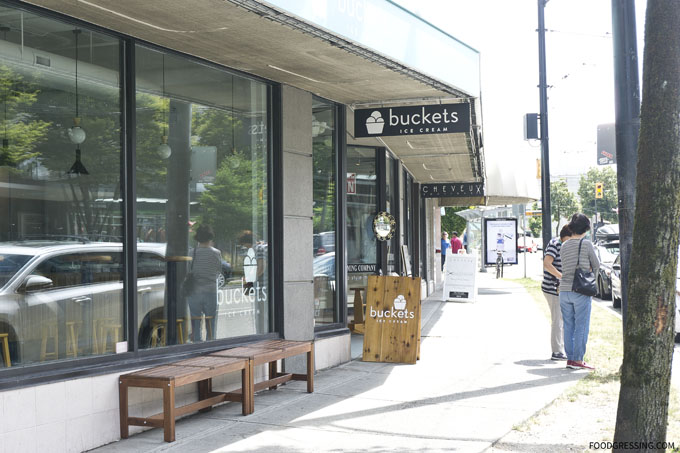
558,213,600,371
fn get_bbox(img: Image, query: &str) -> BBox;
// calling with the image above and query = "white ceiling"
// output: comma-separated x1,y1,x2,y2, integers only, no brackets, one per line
25,0,487,203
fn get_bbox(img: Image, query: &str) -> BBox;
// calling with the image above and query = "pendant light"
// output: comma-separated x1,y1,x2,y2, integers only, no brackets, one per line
157,54,171,159
68,28,88,175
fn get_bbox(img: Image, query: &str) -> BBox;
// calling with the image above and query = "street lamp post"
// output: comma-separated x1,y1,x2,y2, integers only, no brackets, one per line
537,0,552,249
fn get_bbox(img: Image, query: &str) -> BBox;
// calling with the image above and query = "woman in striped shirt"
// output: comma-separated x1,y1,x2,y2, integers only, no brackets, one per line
559,213,600,371
188,225,223,342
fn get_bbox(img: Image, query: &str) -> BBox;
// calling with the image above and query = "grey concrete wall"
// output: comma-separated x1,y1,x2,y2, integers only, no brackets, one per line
280,85,314,344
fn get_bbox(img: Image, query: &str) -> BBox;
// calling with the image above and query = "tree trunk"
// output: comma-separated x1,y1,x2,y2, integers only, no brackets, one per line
613,1,680,450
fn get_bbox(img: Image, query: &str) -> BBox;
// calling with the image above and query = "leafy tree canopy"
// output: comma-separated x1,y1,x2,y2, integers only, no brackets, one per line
577,166,618,223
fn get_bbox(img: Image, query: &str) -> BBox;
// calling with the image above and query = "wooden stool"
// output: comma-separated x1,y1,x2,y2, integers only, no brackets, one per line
0,333,10,367
66,321,82,358
99,322,121,354
150,319,185,346
191,316,214,341
40,322,59,361
92,317,114,354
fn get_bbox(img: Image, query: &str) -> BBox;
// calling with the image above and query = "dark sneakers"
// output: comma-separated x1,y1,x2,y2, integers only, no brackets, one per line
551,352,567,361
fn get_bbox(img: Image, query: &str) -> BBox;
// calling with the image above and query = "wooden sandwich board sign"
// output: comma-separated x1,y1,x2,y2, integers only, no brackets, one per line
362,276,422,364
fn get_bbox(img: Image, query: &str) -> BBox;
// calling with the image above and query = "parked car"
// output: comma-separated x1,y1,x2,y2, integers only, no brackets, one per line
517,232,538,253
594,241,619,300
595,223,619,244
611,254,622,308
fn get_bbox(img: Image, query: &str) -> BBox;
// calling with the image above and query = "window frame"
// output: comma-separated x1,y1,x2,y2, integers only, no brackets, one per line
0,0,280,389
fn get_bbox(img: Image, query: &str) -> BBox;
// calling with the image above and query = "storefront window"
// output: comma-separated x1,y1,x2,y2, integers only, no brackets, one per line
0,8,123,366
346,146,377,317
385,155,397,274
312,97,336,326
135,46,270,347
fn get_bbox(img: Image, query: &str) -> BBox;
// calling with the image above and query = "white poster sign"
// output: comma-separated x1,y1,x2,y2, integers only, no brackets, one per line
484,218,518,266
444,254,478,302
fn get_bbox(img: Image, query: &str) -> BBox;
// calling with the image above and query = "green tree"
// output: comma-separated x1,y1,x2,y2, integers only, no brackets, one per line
528,202,542,237
0,66,50,168
577,166,618,222
551,180,580,236
441,207,467,237
613,1,680,447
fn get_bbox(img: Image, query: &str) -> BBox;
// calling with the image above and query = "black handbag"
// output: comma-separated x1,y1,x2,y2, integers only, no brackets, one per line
571,238,597,296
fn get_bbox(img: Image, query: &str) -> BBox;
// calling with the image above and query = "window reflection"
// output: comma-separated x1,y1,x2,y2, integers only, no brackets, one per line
312,97,336,326
346,146,378,326
135,46,270,347
0,8,123,367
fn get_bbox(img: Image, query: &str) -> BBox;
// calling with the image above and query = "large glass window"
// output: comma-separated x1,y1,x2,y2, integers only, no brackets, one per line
312,97,336,326
385,155,397,274
0,9,124,367
346,146,377,322
135,46,269,347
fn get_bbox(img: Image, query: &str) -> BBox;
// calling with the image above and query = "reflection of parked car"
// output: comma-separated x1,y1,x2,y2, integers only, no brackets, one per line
594,241,619,300
313,232,335,256
217,260,232,288
0,241,168,366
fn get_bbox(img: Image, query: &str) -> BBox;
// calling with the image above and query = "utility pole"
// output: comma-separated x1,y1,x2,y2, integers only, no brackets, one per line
611,0,640,326
537,0,552,249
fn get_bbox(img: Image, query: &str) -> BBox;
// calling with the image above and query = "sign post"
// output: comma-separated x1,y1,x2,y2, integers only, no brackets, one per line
362,276,422,364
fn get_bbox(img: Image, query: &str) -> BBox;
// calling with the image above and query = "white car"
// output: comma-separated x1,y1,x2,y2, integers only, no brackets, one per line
0,241,168,365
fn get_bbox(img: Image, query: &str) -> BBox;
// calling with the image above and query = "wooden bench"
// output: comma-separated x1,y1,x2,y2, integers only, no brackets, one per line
118,355,250,442
210,339,314,414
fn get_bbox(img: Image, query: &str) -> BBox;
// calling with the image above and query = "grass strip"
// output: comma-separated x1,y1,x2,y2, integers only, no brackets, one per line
512,278,680,450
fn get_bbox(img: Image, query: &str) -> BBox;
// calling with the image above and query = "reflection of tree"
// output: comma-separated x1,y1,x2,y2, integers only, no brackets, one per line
199,151,265,245
313,138,335,233
192,108,242,163
0,66,50,168
135,94,170,198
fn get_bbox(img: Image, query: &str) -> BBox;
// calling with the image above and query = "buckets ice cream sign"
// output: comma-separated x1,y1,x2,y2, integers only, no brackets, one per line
370,295,416,324
354,103,470,138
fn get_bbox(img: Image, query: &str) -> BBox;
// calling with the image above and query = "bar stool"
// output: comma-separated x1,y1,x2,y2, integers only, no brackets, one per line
190,315,214,341
99,322,122,354
65,321,82,358
92,317,114,354
150,318,185,346
0,332,10,367
40,322,59,361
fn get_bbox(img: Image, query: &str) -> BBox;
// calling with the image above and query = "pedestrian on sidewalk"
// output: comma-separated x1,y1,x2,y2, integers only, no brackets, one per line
441,231,450,271
541,225,572,361
559,213,600,371
451,231,463,254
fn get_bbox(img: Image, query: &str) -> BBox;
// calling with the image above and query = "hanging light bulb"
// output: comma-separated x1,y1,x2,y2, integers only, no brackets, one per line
67,29,88,175
157,54,171,158
68,117,86,144
158,135,171,159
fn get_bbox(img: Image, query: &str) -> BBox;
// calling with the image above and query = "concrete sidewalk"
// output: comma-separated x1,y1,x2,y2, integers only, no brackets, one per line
93,272,584,453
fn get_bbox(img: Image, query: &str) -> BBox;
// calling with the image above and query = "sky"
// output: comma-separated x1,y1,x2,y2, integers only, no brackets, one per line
393,0,647,195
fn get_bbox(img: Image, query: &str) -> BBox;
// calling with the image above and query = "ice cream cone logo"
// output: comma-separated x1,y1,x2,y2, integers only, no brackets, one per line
393,295,406,310
365,111,385,134
244,248,257,283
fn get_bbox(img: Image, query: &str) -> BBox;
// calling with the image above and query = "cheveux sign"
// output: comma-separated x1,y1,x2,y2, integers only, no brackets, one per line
421,182,484,198
354,103,470,138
